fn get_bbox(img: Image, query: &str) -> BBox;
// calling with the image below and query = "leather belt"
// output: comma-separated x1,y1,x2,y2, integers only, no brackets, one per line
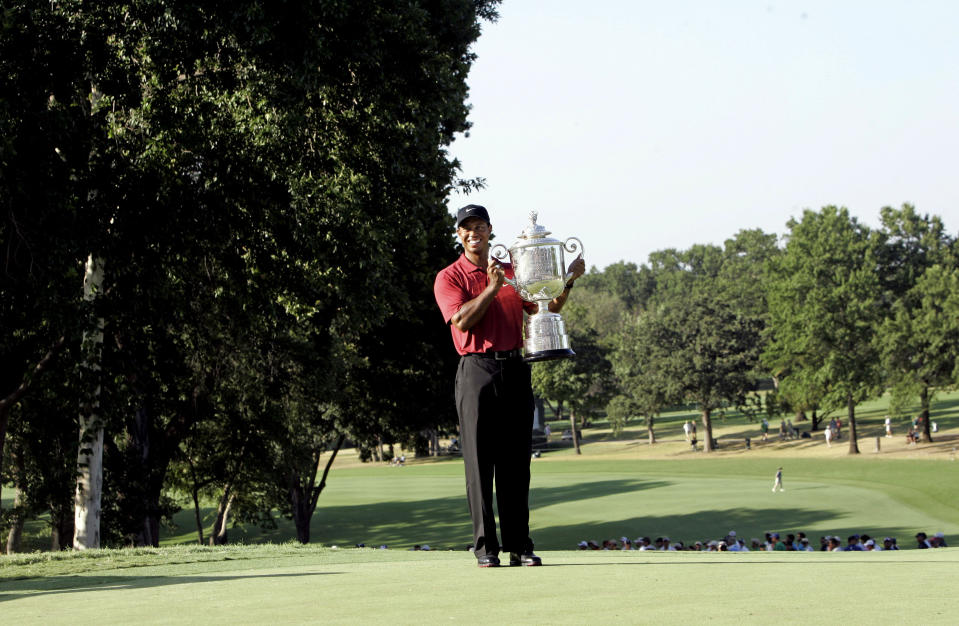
465,349,522,361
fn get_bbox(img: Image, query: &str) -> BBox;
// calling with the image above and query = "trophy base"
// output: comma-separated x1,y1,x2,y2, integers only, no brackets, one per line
524,348,576,362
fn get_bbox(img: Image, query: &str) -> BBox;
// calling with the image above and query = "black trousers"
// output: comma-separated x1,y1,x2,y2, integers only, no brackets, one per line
455,355,534,558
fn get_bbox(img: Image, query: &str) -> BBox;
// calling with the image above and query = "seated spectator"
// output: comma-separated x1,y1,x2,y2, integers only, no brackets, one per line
772,533,787,551
916,532,932,548
750,538,762,551
883,537,899,551
931,532,948,548
828,537,843,551
577,541,588,550
845,535,864,551
763,532,774,551
863,539,878,551
798,537,814,552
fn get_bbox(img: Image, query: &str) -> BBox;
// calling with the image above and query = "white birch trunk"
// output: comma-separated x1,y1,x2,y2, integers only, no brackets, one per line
73,255,105,550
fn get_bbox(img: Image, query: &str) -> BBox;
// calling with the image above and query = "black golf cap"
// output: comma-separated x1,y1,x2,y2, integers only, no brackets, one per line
456,204,491,228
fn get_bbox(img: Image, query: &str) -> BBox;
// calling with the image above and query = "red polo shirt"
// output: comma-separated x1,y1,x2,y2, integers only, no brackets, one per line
434,254,535,355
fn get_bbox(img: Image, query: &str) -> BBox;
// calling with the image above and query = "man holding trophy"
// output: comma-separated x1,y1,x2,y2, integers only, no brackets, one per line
433,204,585,568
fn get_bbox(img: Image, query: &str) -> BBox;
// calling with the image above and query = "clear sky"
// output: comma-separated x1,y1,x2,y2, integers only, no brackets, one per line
448,0,959,271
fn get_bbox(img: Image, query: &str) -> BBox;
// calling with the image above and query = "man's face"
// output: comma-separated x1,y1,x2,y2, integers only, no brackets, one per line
457,217,491,255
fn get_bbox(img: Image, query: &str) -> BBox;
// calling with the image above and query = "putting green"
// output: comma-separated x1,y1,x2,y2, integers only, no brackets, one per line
2,548,958,624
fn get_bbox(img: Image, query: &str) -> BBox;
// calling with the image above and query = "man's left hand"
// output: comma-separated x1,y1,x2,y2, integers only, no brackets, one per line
567,255,586,282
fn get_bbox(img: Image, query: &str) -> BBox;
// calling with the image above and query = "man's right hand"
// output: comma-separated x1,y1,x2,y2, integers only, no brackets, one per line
487,258,505,292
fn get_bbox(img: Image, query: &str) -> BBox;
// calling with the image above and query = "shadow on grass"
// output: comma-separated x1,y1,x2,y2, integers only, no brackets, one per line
0,571,338,602
534,507,926,550
300,478,672,549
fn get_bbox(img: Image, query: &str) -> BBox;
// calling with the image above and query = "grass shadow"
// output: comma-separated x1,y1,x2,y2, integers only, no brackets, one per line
535,507,926,550
0,571,338,602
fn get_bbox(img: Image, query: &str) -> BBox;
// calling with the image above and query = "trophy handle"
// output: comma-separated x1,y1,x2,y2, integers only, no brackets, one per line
489,243,517,288
563,237,584,282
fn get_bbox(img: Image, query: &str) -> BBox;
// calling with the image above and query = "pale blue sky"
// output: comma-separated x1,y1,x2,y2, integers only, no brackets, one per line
449,0,959,270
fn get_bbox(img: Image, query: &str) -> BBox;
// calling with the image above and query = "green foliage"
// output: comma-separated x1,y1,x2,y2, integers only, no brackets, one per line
2,0,500,547
765,208,882,408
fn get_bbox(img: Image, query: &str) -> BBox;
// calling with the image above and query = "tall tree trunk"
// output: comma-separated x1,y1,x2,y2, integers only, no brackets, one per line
795,409,807,422
291,481,312,544
73,255,105,549
647,415,656,444
5,457,26,555
210,487,235,546
570,407,581,454
291,434,345,544
5,491,24,554
919,386,933,443
702,408,714,452
192,484,205,545
50,505,75,551
847,393,860,454
810,409,820,431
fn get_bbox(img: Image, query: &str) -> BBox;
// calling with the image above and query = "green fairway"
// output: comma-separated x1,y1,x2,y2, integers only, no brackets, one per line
3,545,959,624
160,456,959,551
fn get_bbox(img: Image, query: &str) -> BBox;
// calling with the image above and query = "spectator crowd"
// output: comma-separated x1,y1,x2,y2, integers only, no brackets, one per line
575,530,949,552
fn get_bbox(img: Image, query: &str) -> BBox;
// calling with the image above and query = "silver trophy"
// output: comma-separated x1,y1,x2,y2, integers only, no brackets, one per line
491,212,584,362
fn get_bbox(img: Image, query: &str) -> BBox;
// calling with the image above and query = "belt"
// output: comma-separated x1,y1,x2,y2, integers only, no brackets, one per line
465,349,522,361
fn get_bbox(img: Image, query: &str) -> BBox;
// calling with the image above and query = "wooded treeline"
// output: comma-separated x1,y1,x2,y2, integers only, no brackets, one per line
534,205,959,456
1,0,498,551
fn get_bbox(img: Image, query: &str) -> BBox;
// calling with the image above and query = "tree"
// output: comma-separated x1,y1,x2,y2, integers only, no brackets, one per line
629,291,762,452
878,264,959,441
531,311,613,455
609,312,673,444
875,205,956,442
764,207,882,454
2,0,500,547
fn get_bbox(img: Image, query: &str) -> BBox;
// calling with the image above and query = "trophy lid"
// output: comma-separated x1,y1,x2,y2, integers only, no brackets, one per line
514,211,561,246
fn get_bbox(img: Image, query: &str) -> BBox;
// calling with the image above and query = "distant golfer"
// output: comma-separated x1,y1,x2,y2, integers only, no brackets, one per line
772,467,784,492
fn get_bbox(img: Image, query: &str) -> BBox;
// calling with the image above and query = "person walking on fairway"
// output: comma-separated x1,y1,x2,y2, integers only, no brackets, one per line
434,204,585,568
772,467,784,492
